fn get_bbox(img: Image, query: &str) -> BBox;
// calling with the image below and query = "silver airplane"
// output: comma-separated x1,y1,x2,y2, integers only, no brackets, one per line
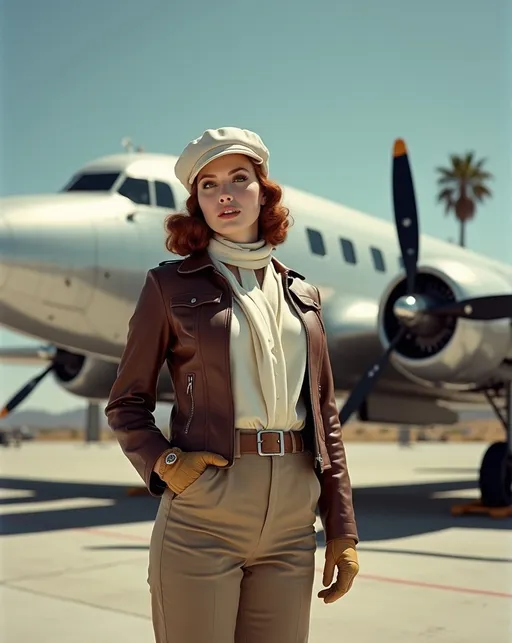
1,141,511,506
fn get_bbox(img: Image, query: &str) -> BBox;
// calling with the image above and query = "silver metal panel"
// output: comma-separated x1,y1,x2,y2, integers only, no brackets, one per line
85,209,145,345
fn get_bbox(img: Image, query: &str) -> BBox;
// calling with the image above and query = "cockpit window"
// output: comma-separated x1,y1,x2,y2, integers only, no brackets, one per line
155,181,176,208
64,173,120,192
117,177,150,205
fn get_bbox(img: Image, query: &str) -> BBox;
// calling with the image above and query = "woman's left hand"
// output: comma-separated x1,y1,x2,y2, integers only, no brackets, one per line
318,537,359,604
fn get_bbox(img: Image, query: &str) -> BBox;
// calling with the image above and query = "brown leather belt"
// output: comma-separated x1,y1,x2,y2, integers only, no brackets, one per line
237,429,305,456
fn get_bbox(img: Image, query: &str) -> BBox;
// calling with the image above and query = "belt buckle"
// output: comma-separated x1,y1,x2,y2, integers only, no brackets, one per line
257,430,285,456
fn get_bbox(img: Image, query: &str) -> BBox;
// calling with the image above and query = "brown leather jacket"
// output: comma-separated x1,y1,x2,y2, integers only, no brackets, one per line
105,250,358,543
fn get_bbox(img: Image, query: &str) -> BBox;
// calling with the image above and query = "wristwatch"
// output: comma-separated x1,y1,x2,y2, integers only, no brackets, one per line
159,447,181,478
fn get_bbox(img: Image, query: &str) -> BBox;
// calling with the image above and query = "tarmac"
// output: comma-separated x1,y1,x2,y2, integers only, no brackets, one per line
1,440,511,642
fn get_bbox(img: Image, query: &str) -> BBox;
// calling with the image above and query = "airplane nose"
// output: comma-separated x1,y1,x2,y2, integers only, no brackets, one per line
0,191,144,349
0,193,103,312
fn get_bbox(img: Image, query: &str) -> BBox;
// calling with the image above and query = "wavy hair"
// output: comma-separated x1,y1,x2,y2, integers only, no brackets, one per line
164,161,291,256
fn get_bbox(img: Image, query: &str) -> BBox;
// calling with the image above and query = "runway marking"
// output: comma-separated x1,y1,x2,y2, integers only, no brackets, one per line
0,489,34,500
79,527,150,542
4,582,151,621
0,497,115,515
314,568,512,599
77,526,512,599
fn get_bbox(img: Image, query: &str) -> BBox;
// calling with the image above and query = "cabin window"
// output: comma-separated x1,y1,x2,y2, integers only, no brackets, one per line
340,238,357,264
155,181,176,208
64,173,119,192
370,247,386,272
117,178,151,205
306,228,326,256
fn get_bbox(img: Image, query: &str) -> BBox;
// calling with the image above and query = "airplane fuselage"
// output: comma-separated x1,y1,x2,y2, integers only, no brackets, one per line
1,152,511,403
3,152,510,510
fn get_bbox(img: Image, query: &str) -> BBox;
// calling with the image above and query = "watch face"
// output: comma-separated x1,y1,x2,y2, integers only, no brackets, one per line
165,452,178,466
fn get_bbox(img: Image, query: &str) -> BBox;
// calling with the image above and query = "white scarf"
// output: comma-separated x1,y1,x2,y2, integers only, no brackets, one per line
208,234,290,428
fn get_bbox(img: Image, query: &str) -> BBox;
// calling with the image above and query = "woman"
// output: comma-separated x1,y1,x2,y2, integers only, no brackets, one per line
105,126,359,643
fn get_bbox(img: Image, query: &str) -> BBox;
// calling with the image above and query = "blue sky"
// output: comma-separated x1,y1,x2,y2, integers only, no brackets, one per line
1,0,510,415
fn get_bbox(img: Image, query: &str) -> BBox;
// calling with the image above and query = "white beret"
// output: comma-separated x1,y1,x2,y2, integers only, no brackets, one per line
174,126,270,193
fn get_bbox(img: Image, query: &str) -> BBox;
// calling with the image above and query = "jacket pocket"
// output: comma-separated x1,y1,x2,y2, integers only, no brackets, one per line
169,290,224,343
170,291,223,308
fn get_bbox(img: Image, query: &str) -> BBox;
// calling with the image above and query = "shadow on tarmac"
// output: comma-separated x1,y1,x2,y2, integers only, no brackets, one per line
1,474,511,551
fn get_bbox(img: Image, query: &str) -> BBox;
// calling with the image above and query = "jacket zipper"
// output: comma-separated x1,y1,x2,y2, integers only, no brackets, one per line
184,373,195,434
284,278,323,471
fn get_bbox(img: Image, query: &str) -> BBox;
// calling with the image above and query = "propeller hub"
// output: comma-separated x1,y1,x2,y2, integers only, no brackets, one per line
393,294,431,327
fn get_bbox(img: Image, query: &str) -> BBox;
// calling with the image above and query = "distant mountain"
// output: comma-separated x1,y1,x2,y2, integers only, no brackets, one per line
0,404,174,430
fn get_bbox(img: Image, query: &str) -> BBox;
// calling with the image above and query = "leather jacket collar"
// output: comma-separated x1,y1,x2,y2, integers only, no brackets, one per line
178,249,306,281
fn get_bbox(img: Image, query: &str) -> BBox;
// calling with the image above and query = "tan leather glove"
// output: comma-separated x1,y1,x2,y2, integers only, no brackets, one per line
155,448,228,495
318,537,359,604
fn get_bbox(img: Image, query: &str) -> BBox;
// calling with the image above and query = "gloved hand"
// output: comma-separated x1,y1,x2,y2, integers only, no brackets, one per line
155,448,228,495
318,537,359,604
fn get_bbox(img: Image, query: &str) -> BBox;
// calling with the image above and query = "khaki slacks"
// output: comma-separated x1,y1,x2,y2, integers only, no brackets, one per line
148,448,321,643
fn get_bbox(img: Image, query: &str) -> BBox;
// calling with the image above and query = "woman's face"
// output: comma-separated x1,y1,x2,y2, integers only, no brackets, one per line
196,153,265,243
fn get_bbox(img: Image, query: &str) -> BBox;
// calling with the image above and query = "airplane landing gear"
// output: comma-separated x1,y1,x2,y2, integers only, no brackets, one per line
451,381,512,518
479,442,512,506
478,381,512,507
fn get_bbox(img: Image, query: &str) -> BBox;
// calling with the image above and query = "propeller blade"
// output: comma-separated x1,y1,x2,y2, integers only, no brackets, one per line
0,363,54,418
338,327,407,426
392,139,419,295
428,294,512,321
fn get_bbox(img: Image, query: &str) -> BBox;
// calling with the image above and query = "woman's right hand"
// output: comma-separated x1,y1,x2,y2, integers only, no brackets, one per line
154,448,228,495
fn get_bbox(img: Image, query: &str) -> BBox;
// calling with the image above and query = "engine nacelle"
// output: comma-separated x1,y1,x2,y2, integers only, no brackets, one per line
378,259,512,389
52,351,121,399
50,349,175,401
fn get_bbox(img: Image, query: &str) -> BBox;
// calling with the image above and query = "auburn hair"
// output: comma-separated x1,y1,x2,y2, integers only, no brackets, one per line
164,161,291,256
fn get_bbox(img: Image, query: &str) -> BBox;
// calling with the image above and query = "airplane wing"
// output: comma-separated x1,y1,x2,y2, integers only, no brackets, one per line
0,345,56,365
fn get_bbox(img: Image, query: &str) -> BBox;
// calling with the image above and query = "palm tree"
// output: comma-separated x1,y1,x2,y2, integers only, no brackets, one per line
435,152,493,248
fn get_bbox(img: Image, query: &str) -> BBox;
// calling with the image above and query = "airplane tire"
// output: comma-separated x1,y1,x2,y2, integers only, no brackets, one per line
478,441,512,507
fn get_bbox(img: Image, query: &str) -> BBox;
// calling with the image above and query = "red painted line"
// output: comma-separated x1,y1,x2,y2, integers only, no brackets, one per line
315,568,512,599
77,527,150,543
76,529,512,599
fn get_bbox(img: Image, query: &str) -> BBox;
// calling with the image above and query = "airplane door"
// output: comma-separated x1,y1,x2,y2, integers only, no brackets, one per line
37,217,97,312
134,208,173,268
86,210,145,346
